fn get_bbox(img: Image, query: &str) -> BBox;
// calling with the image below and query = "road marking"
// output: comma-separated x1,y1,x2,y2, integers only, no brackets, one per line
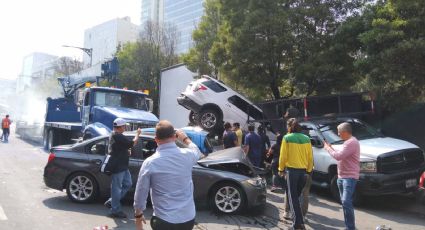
0,204,7,220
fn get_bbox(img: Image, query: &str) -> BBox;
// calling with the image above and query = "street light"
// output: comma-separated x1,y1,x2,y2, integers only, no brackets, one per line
62,45,93,67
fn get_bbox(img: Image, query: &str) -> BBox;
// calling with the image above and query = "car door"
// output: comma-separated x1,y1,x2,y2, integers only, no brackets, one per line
85,138,111,193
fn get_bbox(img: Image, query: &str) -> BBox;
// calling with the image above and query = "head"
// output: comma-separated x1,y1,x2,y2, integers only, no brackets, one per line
233,122,240,130
248,124,255,132
224,122,232,131
5,114,9,118
257,126,265,135
113,118,127,134
337,122,352,140
155,120,176,145
287,118,302,133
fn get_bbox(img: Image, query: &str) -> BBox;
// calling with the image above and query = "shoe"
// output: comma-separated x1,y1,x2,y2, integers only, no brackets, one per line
294,224,306,230
283,212,292,220
104,199,112,209
271,186,278,192
109,211,127,219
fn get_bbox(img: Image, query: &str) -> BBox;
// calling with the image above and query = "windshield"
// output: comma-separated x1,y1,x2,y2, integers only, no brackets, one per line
319,120,381,144
94,91,147,110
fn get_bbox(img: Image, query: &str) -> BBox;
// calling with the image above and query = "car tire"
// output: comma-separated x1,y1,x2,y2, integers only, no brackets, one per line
66,172,99,203
210,182,246,214
189,111,199,125
330,174,363,206
198,109,221,132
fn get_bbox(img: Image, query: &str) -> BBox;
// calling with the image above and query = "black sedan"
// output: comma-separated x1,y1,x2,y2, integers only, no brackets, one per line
43,132,267,214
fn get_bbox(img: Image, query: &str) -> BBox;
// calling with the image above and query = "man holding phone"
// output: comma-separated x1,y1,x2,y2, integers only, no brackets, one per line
324,122,360,230
133,120,204,230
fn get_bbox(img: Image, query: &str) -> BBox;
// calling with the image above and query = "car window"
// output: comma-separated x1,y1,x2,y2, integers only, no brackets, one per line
202,80,227,93
228,95,263,120
130,138,157,160
319,121,381,144
88,139,108,155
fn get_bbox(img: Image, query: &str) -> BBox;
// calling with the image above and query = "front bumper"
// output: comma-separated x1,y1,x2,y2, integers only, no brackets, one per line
241,181,267,207
358,164,425,196
177,95,202,112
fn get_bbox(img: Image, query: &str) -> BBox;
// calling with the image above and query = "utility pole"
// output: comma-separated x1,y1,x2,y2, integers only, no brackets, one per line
62,45,93,67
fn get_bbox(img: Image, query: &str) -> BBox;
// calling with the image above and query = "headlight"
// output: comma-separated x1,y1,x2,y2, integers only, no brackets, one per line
360,161,377,173
247,177,266,187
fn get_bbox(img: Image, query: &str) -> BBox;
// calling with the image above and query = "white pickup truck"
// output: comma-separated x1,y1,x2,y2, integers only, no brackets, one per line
301,117,425,203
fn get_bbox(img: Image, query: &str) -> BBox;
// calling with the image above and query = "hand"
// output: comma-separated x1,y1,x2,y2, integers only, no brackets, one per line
176,130,190,143
135,216,146,230
136,128,142,136
323,140,331,150
278,170,286,178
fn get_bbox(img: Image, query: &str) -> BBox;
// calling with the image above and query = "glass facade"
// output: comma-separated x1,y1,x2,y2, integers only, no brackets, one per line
164,0,204,54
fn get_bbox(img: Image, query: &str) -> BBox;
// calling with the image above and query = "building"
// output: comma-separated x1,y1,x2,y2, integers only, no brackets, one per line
83,17,140,67
164,0,204,54
141,0,205,54
141,0,164,26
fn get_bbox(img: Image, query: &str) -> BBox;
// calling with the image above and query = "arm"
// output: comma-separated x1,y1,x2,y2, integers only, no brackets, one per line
232,133,238,147
132,128,141,147
278,138,288,172
307,144,314,173
176,130,205,163
133,161,151,217
325,141,352,161
243,135,250,154
266,136,271,149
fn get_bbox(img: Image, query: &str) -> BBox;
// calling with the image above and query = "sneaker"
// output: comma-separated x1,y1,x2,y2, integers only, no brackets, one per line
104,199,112,209
271,186,278,192
283,212,292,220
109,211,127,219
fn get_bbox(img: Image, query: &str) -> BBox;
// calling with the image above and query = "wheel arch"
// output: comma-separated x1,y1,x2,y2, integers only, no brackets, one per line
63,170,100,192
207,179,247,205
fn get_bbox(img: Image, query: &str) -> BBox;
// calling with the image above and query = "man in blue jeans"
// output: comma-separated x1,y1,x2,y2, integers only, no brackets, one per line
104,118,141,218
324,122,360,230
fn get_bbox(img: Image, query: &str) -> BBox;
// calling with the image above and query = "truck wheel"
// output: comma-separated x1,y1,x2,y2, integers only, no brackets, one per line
199,109,221,132
45,130,58,150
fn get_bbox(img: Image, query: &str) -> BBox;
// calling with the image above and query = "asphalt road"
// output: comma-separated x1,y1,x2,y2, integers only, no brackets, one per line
0,130,424,230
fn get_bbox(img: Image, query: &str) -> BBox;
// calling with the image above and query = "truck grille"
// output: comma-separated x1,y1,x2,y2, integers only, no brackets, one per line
377,149,424,173
125,121,156,131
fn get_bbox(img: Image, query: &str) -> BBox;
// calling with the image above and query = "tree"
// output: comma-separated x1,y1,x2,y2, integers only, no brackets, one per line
355,0,425,113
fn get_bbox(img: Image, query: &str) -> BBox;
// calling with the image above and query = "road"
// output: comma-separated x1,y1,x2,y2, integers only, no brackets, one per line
0,130,424,230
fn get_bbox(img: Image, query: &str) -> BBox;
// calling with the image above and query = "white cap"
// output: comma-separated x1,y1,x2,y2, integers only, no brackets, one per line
113,118,127,127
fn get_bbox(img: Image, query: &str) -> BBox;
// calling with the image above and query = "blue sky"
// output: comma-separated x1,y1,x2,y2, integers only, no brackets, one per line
0,0,140,79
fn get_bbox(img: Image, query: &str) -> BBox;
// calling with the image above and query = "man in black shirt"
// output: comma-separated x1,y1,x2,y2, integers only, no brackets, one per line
105,118,141,218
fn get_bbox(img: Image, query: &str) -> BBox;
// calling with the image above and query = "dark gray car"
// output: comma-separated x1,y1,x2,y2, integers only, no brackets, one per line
43,133,267,214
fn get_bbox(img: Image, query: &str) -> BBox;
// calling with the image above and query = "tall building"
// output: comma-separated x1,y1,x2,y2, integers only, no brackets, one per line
83,17,140,67
141,0,164,26
140,0,205,54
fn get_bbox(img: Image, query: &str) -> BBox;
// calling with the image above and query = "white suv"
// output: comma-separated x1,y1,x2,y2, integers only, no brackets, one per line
177,76,264,132
302,118,425,203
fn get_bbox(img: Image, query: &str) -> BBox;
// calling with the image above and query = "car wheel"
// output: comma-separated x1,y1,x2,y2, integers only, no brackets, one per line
66,172,99,203
189,111,199,125
210,182,246,214
199,109,221,131
330,174,362,206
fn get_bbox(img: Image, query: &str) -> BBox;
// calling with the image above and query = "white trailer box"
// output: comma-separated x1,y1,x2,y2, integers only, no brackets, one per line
160,64,196,128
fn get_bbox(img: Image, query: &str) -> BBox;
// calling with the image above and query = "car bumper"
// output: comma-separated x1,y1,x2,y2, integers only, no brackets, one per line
241,181,267,207
358,164,425,196
177,95,202,112
43,165,65,191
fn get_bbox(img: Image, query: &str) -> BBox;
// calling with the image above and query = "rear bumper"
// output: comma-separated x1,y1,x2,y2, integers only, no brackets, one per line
358,164,425,196
43,165,65,191
177,95,202,112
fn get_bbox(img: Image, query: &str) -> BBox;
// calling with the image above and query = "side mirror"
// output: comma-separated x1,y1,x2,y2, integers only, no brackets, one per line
310,136,324,148
146,98,154,113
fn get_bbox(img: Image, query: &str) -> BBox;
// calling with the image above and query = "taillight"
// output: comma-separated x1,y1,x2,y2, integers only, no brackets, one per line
420,172,425,188
48,153,55,163
193,84,207,92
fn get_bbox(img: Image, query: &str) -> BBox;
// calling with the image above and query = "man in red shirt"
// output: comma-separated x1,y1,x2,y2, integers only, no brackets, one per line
2,115,11,143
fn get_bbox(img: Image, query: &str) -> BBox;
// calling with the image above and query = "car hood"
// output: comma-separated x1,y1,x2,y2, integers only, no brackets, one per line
100,106,159,123
198,147,250,166
333,137,420,160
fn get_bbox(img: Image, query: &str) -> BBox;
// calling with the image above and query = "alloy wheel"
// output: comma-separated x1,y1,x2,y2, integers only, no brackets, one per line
201,112,217,129
69,175,94,201
214,186,242,213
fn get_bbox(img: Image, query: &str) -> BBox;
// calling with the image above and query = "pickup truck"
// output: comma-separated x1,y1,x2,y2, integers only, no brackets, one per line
301,117,425,203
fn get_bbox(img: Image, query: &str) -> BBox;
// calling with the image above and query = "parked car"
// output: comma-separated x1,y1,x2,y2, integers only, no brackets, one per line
177,76,264,132
301,117,425,203
43,132,267,214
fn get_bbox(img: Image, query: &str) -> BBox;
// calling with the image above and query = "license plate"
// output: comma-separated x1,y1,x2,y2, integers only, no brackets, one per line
406,179,417,188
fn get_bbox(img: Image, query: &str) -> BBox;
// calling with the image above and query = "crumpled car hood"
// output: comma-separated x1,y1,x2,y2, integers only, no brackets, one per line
198,147,250,166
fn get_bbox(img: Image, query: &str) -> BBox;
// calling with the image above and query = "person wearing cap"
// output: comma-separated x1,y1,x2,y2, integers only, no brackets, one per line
105,118,141,218
133,120,204,230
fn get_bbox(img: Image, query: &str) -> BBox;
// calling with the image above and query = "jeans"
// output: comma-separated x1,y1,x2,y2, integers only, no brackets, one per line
337,178,357,230
285,168,306,228
151,216,195,230
110,169,132,213
2,128,9,142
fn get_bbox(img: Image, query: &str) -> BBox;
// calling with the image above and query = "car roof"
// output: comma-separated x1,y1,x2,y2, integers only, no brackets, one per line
301,117,359,126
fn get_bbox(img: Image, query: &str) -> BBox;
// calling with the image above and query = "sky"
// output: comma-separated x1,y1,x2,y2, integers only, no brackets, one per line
0,0,141,79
